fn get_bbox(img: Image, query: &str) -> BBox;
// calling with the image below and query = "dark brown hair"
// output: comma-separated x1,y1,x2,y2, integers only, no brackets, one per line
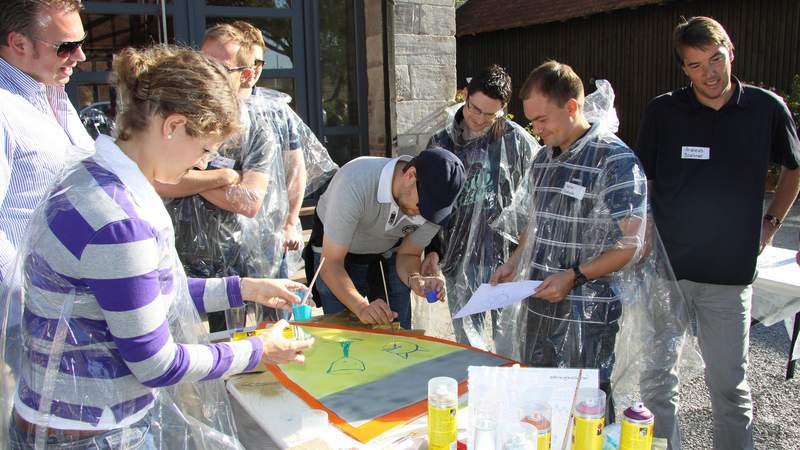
0,0,82,46
112,45,240,142
519,60,584,107
673,16,734,66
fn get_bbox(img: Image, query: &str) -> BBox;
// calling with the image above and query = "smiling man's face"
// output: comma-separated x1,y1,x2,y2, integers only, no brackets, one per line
24,7,87,85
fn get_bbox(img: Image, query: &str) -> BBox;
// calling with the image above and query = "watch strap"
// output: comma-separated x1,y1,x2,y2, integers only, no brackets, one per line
764,214,782,227
572,264,588,287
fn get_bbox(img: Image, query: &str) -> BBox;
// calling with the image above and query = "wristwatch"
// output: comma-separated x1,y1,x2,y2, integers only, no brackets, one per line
572,264,589,287
764,214,782,227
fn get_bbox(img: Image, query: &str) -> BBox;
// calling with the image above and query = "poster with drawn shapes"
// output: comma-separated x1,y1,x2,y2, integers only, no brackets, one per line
268,323,516,442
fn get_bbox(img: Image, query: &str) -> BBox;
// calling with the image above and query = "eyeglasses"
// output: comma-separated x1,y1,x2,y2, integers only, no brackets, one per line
465,98,503,120
254,59,264,69
223,65,251,73
34,33,87,58
202,146,220,160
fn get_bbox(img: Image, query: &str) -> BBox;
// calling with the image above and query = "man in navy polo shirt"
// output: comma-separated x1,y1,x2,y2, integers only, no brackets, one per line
636,16,800,450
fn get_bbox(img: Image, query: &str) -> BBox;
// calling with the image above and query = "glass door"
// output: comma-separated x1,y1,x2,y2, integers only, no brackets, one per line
68,0,188,115
195,0,308,119
307,0,368,165
70,0,369,164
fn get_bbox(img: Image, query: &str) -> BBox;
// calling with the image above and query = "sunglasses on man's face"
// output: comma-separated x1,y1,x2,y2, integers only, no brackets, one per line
223,64,251,73
254,59,264,69
34,34,87,58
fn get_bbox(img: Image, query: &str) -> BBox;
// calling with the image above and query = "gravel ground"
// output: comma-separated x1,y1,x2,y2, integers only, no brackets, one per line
675,196,800,450
676,321,800,450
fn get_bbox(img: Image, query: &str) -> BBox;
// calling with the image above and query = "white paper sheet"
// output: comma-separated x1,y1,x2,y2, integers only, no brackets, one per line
468,366,599,450
452,281,542,319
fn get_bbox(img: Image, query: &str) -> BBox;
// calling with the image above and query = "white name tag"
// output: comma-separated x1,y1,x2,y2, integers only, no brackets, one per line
681,146,710,160
562,181,586,200
208,155,236,169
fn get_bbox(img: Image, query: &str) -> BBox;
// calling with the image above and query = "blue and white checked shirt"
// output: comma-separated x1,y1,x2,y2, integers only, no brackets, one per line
0,57,93,280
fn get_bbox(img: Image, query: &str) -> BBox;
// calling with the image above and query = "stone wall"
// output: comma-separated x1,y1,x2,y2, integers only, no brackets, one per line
392,0,456,156
364,0,387,157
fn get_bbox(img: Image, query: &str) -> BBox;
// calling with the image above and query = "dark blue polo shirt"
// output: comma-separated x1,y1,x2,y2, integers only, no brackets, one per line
635,78,800,285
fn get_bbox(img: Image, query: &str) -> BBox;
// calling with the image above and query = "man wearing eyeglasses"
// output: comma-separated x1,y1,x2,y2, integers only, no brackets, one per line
156,24,278,333
0,0,93,284
229,21,337,321
421,65,540,350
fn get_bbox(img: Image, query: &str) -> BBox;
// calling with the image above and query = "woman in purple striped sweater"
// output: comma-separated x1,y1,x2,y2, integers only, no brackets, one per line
1,45,314,449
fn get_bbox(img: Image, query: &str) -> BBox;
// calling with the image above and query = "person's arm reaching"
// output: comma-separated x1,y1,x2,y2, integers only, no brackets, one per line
490,225,529,285
186,276,307,314
531,217,641,302
395,236,445,301
320,237,396,325
78,218,263,384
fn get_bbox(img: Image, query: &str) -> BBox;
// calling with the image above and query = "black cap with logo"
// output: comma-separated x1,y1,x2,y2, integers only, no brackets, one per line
411,147,465,225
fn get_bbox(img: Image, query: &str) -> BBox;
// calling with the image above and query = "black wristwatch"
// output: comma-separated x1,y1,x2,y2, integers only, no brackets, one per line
572,263,589,287
763,214,782,227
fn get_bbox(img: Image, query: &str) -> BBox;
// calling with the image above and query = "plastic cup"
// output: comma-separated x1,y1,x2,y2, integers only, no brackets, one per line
224,306,247,330
425,289,438,303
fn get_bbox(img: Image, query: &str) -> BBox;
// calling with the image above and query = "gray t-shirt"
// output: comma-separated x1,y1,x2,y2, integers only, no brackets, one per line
316,156,440,254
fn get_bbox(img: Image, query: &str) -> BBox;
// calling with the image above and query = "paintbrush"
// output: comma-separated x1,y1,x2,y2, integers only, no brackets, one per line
307,256,325,296
561,368,584,450
378,260,396,346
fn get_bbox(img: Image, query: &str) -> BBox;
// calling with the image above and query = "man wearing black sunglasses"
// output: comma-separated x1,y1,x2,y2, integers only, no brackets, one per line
0,0,93,281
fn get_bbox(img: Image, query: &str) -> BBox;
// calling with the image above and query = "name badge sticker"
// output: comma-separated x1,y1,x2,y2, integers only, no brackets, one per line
562,181,586,200
681,146,710,160
208,154,236,169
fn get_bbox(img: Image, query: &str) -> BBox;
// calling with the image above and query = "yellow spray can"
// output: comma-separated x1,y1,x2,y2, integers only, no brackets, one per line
620,402,654,450
428,377,458,450
572,388,606,450
521,401,552,450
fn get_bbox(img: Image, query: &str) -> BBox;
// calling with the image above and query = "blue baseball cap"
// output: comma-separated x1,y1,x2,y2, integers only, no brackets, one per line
412,147,465,225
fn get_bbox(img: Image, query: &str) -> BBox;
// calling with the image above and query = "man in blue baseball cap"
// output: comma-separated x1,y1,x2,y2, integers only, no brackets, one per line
308,147,465,329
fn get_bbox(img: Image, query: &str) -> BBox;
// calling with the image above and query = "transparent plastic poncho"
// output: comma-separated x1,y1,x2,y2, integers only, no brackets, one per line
246,88,339,275
425,103,541,350
0,144,242,448
490,81,700,419
250,87,338,197
165,101,285,280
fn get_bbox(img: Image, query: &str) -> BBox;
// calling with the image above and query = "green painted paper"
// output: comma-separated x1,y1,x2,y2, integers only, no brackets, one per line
281,327,461,398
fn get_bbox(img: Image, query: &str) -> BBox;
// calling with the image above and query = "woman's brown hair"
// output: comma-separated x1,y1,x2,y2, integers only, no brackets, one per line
111,45,240,142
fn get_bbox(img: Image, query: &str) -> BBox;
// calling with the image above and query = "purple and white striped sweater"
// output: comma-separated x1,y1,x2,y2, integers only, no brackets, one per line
17,137,263,428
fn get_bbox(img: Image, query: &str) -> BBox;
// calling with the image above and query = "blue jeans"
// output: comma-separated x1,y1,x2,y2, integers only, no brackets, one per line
313,251,411,329
9,412,156,450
